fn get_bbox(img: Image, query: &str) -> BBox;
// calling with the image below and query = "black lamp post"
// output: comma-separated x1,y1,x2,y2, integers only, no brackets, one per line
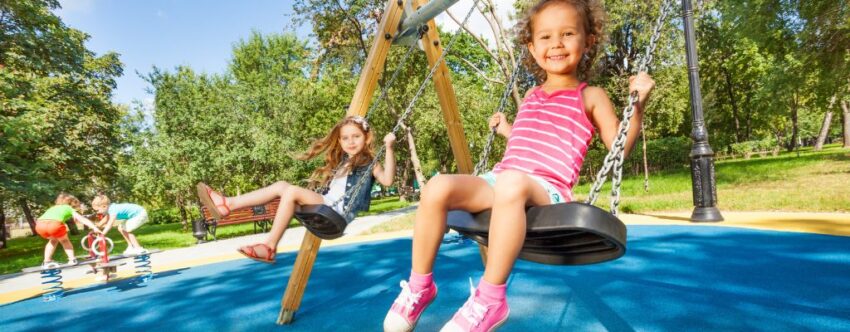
682,0,724,222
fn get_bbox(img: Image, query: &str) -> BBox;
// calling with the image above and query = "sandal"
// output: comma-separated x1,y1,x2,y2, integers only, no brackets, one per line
237,243,276,264
196,182,231,219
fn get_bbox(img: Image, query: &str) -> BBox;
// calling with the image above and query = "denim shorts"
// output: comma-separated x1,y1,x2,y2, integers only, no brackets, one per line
479,171,565,204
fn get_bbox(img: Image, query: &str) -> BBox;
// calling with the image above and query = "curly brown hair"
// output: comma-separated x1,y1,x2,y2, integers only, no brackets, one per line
55,193,82,212
514,0,607,83
298,115,375,189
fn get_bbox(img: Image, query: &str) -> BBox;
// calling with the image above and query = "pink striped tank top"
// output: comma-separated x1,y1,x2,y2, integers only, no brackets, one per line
492,83,595,201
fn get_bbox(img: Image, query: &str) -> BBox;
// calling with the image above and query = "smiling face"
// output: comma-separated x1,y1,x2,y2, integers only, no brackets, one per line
338,123,367,157
526,2,593,78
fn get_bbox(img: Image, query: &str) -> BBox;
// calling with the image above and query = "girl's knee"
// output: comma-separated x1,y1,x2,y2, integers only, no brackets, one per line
272,181,290,194
420,175,455,203
493,171,532,202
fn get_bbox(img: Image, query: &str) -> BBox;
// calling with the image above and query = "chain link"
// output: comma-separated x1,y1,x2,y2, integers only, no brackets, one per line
473,49,525,176
586,0,673,215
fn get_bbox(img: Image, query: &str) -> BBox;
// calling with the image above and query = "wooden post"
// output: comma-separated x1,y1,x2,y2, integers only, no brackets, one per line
277,232,323,324
347,0,407,117
277,0,405,325
413,0,474,174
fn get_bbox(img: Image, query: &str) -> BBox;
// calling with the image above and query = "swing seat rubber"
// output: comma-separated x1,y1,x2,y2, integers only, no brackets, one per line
294,205,349,240
446,202,627,265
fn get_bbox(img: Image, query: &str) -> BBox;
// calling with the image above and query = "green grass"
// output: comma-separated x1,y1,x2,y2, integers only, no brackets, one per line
360,196,412,216
573,144,850,213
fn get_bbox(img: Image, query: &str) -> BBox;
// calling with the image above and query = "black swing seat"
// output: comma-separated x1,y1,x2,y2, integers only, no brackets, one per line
294,204,349,240
446,202,627,265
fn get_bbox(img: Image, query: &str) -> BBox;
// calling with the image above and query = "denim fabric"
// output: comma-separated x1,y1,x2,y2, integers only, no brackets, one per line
346,164,375,219
319,164,375,221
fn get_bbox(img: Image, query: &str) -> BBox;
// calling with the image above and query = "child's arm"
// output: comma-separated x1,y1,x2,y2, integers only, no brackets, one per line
96,215,109,228
72,212,102,234
372,133,397,186
488,89,534,138
489,112,512,138
586,72,655,158
101,214,118,235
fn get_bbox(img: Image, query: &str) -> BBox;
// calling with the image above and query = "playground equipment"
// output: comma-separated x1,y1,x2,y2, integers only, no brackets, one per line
21,232,159,302
268,0,723,324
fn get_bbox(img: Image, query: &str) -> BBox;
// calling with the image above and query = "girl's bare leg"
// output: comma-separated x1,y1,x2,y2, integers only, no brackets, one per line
58,236,75,262
483,170,551,285
225,181,294,211
237,185,324,258
44,239,59,262
263,186,324,249
118,225,142,248
116,225,132,244
412,174,495,274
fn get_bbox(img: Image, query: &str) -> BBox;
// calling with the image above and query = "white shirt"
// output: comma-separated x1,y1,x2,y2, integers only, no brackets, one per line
322,174,348,214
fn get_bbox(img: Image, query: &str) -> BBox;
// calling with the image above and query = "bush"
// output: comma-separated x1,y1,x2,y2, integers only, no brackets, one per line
582,136,691,181
730,137,779,158
147,207,183,225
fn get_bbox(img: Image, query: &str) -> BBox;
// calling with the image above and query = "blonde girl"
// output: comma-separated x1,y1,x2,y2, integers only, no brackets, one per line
91,195,149,255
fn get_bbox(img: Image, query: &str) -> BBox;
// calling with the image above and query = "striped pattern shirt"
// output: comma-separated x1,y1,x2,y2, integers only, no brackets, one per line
492,83,594,201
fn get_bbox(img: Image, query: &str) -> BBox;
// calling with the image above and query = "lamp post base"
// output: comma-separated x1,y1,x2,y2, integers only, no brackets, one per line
691,206,724,222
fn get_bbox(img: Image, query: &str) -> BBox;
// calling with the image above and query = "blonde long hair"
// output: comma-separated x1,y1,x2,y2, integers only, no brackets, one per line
299,115,375,188
515,0,607,82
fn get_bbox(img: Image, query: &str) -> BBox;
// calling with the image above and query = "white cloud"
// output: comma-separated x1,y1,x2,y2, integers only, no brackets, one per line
56,0,95,16
433,0,518,48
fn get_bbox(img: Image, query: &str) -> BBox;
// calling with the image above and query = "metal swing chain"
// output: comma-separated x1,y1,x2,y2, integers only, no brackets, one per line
473,49,526,176
334,0,482,216
586,0,673,215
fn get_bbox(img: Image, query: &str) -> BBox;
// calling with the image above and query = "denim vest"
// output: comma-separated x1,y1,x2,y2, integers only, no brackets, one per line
322,165,375,221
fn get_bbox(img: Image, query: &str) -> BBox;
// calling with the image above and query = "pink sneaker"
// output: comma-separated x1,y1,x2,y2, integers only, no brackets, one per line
384,280,438,332
440,281,509,332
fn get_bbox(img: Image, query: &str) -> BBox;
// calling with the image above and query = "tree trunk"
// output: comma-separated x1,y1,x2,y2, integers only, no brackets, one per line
178,195,188,230
405,125,427,189
384,102,428,190
843,99,850,148
814,111,833,151
1,201,7,249
399,159,412,201
787,94,799,152
722,68,742,142
67,217,80,235
18,198,37,236
745,94,753,141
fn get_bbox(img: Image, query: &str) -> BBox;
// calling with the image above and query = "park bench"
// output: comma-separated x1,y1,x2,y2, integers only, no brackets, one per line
193,198,279,242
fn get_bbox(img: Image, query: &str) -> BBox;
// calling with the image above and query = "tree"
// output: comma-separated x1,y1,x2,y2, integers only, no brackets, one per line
1,0,124,231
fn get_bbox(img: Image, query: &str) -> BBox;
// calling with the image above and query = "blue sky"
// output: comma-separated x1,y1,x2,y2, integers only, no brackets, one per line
54,0,513,107
55,1,312,106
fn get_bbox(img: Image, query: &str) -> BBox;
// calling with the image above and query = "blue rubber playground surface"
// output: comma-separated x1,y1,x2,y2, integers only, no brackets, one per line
2,225,849,331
